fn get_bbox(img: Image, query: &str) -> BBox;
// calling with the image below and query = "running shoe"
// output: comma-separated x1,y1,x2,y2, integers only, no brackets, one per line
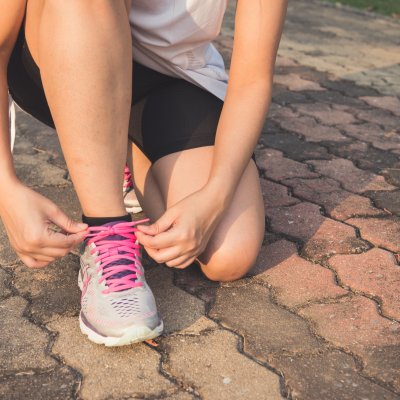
123,165,143,214
78,220,163,346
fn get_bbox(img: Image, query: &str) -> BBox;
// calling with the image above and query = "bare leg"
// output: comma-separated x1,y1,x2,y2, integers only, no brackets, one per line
132,145,265,282
25,0,132,217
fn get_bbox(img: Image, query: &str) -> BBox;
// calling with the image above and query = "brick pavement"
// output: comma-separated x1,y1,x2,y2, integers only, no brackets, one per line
1,1,400,399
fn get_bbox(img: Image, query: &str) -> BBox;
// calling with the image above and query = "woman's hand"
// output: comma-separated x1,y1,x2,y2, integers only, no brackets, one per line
0,179,88,268
136,187,226,269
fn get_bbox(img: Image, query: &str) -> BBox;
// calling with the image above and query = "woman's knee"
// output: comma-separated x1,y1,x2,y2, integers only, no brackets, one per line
199,245,261,282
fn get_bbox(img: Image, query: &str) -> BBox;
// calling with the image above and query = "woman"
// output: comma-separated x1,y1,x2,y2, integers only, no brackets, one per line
2,0,288,346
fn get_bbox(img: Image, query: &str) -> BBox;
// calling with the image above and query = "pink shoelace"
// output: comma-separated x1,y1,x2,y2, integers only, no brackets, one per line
123,165,134,193
84,220,148,294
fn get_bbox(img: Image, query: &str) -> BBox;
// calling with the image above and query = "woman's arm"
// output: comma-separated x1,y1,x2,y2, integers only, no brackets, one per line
0,0,26,184
206,0,288,206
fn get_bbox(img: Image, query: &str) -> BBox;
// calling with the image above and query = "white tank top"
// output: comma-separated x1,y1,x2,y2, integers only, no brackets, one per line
129,0,229,100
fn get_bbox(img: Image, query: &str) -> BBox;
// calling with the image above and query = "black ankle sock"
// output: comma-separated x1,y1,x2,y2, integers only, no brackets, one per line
82,214,132,227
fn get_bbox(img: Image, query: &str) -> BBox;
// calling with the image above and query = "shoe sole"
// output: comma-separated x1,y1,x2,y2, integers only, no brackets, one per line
78,271,163,347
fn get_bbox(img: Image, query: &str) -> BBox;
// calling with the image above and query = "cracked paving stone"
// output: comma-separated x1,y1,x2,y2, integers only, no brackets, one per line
261,132,332,161
0,268,11,299
368,190,400,216
328,248,400,321
48,316,174,400
251,240,347,307
14,153,68,187
299,296,400,391
261,179,300,209
146,266,205,335
256,148,319,181
274,73,325,92
161,328,283,400
360,96,400,117
283,177,383,220
325,141,400,174
279,115,348,142
339,123,400,152
293,103,356,125
266,202,369,261
346,217,400,253
308,158,396,193
209,284,323,362
278,350,399,400
0,366,77,400
0,296,56,372
12,254,81,324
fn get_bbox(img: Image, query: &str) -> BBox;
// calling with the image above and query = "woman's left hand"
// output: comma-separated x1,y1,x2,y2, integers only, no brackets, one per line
135,188,226,269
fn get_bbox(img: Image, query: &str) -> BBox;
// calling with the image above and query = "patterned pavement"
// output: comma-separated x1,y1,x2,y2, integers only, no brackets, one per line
1,1,399,399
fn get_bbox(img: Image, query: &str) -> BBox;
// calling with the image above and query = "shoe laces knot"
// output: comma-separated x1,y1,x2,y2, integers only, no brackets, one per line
84,220,148,294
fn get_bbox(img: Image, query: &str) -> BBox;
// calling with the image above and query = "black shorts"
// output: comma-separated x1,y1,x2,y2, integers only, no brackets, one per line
7,24,224,163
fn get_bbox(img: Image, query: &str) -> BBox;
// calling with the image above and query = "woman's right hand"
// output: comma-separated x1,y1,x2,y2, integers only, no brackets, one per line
0,178,88,268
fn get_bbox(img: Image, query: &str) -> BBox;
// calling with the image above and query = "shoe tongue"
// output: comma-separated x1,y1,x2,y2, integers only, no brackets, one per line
100,221,137,285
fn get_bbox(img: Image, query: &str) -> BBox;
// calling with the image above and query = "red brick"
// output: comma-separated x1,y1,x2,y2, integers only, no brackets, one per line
294,103,356,125
280,116,347,142
300,296,400,390
360,96,400,117
346,217,400,253
339,123,400,151
260,179,300,209
308,158,396,193
266,202,368,261
253,239,347,307
283,177,383,220
255,148,319,181
274,73,325,92
328,248,400,320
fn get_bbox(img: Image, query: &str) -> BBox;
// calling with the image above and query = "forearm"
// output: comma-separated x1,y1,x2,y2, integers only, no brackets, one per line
206,80,271,206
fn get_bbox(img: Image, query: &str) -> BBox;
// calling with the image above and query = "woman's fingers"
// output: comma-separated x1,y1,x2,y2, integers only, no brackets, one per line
19,254,52,269
44,230,87,250
136,229,178,250
165,255,197,269
48,206,88,234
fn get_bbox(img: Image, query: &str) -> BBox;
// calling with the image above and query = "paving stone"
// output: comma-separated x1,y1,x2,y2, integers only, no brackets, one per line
325,141,400,174
308,158,396,193
261,179,300,209
300,296,400,391
266,202,368,261
267,103,299,120
162,328,283,400
356,109,398,131
279,116,348,142
277,350,399,400
146,266,205,335
293,103,356,125
48,316,174,399
346,217,400,253
261,133,331,161
321,79,379,98
381,168,400,188
368,190,400,216
12,254,81,324
0,296,56,372
0,268,12,299
256,148,319,181
283,177,383,220
0,221,19,266
209,284,323,363
306,90,364,107
360,96,400,117
14,153,67,187
251,240,347,307
0,367,77,400
274,73,325,92
339,123,400,152
328,249,400,321
272,84,311,106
